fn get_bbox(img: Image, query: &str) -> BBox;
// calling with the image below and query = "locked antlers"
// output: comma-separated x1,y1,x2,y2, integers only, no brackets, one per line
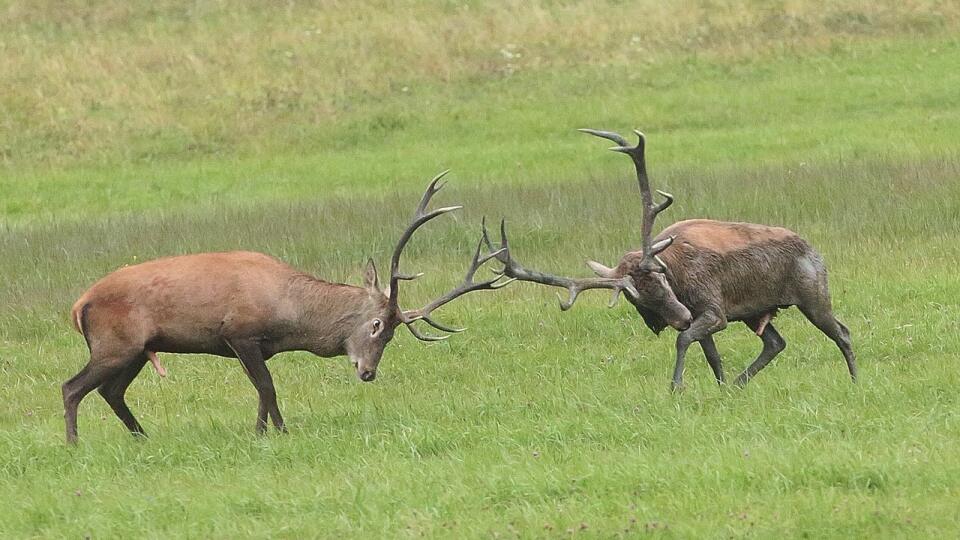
482,218,638,311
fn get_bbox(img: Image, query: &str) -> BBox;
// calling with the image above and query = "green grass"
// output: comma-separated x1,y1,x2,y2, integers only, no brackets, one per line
4,35,960,222
3,2,960,538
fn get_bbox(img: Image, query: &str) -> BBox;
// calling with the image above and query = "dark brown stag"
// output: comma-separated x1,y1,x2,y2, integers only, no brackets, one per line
64,172,510,443
487,129,857,390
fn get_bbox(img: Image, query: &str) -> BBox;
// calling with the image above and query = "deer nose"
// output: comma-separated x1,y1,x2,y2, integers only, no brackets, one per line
359,370,377,382
673,316,692,331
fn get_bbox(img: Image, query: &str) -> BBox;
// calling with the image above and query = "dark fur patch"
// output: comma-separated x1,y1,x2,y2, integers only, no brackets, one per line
78,303,93,352
629,300,669,335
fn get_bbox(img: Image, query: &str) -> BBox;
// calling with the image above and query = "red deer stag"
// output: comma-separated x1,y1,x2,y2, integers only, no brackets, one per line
64,172,510,443
486,129,857,390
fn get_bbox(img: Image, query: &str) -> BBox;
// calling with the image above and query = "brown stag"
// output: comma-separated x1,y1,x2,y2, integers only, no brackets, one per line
64,172,510,443
486,129,857,390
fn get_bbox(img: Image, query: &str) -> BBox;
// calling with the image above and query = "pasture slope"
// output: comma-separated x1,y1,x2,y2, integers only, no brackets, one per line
1,1,959,537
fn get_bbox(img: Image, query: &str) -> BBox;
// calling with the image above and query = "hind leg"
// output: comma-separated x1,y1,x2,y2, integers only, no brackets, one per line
97,354,150,436
794,259,858,382
799,306,857,382
733,323,786,387
63,361,124,444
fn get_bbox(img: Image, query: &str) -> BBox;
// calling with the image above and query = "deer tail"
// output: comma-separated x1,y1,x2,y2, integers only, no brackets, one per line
72,302,93,352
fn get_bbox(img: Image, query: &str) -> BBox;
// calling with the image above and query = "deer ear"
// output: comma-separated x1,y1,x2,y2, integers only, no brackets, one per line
363,258,380,291
648,236,674,256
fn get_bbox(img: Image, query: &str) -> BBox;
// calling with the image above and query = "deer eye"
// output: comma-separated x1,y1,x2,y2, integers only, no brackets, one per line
371,318,382,337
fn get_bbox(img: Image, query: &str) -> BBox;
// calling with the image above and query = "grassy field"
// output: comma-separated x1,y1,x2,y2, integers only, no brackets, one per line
2,1,960,537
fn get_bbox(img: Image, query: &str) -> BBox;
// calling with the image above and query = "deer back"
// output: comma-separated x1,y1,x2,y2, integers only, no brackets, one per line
642,219,822,322
71,251,376,357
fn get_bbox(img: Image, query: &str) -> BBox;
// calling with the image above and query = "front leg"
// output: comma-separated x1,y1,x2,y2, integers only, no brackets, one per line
226,338,286,434
672,311,726,391
699,335,725,385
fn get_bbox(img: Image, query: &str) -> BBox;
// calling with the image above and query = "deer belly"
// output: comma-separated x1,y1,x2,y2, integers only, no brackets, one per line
147,324,234,356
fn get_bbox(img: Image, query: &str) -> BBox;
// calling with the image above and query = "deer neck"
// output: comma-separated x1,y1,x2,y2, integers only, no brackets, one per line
279,275,370,357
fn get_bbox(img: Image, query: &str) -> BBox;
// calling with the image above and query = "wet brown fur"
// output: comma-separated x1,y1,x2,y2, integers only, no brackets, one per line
656,220,814,324
609,220,821,328
521,129,857,390
605,219,857,388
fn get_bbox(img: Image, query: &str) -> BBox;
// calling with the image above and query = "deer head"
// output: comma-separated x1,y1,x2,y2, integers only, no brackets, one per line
579,128,691,329
348,171,512,381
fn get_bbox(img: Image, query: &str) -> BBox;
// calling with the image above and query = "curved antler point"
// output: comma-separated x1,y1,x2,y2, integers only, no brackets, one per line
426,169,452,192
405,323,451,342
421,316,467,334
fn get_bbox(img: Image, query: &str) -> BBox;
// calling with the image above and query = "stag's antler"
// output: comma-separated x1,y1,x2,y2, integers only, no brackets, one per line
388,170,462,311
579,129,675,271
389,172,512,342
400,233,514,341
483,218,638,311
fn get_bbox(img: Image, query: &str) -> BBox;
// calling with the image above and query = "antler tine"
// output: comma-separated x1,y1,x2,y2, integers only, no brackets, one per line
401,225,512,341
557,287,581,311
414,235,511,315
413,171,464,223
557,277,636,311
389,171,463,309
462,229,506,281
480,217,511,265
415,170,451,216
492,218,638,311
577,128,630,147
654,189,674,213
421,316,466,334
498,218,510,252
481,216,495,251
406,323,450,342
